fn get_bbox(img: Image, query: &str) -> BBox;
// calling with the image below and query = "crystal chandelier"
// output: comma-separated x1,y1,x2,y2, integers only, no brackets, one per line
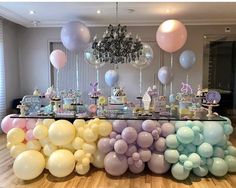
91,3,143,64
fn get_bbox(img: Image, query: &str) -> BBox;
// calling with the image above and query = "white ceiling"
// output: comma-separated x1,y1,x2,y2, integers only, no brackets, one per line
0,2,236,27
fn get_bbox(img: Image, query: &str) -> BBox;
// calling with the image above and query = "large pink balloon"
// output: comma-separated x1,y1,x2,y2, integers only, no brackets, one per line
156,20,187,53
49,49,67,70
12,118,27,129
1,114,15,134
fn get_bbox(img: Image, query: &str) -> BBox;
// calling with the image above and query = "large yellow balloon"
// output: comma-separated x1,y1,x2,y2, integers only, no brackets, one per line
7,128,25,145
72,137,84,150
10,143,27,158
98,121,112,136
83,128,98,143
43,119,55,127
13,150,45,180
33,124,48,139
48,120,75,146
92,151,105,168
43,143,57,156
75,163,90,175
26,140,41,151
83,142,97,154
48,149,75,177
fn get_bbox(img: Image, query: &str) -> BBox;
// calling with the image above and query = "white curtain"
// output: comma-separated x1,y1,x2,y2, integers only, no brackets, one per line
0,19,6,124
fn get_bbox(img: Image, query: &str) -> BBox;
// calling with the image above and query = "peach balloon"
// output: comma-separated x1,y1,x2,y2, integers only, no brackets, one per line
156,20,187,53
49,49,67,70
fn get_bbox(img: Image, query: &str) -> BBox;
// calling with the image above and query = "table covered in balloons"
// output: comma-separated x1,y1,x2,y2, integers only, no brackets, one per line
1,114,236,181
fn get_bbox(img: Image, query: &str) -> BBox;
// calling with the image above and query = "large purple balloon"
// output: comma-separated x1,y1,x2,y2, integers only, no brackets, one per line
114,140,128,154
121,127,138,144
148,153,170,174
113,120,127,133
127,120,143,133
161,122,175,137
129,162,145,174
61,21,90,52
139,148,152,162
104,152,128,176
154,137,166,152
137,132,153,148
157,66,174,85
142,120,157,133
97,138,113,154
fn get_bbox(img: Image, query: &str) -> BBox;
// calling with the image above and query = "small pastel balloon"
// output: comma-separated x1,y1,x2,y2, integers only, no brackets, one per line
121,127,137,144
166,134,179,149
25,129,35,141
134,159,143,168
114,140,128,154
26,140,41,151
136,131,153,149
185,143,196,153
161,122,175,137
74,150,85,161
82,157,90,166
132,152,140,161
175,121,186,130
13,150,45,180
188,153,201,168
127,120,143,133
156,19,187,53
92,151,105,168
105,70,119,87
128,157,134,165
48,120,75,146
113,120,127,133
83,128,98,143
193,165,209,177
139,148,151,162
157,66,174,85
97,138,113,154
12,118,27,129
177,127,194,144
227,146,236,157
148,153,170,174
225,155,236,172
10,143,27,158
179,154,188,163
7,128,25,145
26,119,37,130
129,162,145,174
76,163,90,175
209,157,228,177
179,50,196,70
169,94,176,103
98,121,112,137
104,152,128,176
49,49,67,69
48,149,75,177
1,114,15,133
33,124,48,139
72,137,84,150
203,122,224,145
43,143,57,156
43,119,55,127
183,160,193,170
109,131,117,139
109,138,116,147
164,149,179,164
73,119,86,129
83,142,97,154
171,162,190,180
213,146,225,158
154,137,166,152
192,133,204,146
39,137,50,147
197,142,213,158
142,120,157,133
125,144,137,157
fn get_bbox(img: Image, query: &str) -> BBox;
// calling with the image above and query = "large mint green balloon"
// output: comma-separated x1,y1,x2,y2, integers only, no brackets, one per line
166,135,179,149
225,155,236,172
175,121,186,130
164,149,179,164
184,160,193,170
192,133,204,146
203,122,224,145
227,146,236,157
171,162,190,180
223,123,233,135
197,142,213,158
213,146,225,158
177,127,194,144
209,157,228,177
188,153,201,168
193,165,208,177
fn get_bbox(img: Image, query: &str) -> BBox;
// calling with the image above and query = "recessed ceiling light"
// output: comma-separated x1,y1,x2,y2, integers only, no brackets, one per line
97,10,101,14
29,10,35,15
165,9,170,13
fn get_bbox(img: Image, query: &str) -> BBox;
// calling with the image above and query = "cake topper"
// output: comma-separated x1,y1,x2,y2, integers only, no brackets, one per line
88,82,101,98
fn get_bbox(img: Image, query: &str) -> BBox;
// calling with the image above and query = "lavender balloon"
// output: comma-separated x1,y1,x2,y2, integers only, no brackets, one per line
129,162,145,174
157,66,174,85
114,140,128,154
113,120,127,133
61,21,90,52
154,137,166,152
121,127,138,144
142,120,157,133
137,132,153,148
148,153,170,174
161,122,175,137
125,144,138,157
139,148,152,162
104,152,128,176
127,120,143,133
97,138,113,154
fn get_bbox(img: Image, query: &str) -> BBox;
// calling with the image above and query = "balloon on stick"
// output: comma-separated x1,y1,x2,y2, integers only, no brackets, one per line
49,50,67,70
61,21,90,52
156,19,187,53
157,66,174,85
179,50,196,70
105,70,119,87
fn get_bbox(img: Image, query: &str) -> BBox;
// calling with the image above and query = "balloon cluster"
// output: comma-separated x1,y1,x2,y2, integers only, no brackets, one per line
165,119,236,180
1,116,112,180
97,120,175,176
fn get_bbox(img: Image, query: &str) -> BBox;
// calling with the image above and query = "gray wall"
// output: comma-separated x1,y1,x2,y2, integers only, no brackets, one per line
3,20,21,113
